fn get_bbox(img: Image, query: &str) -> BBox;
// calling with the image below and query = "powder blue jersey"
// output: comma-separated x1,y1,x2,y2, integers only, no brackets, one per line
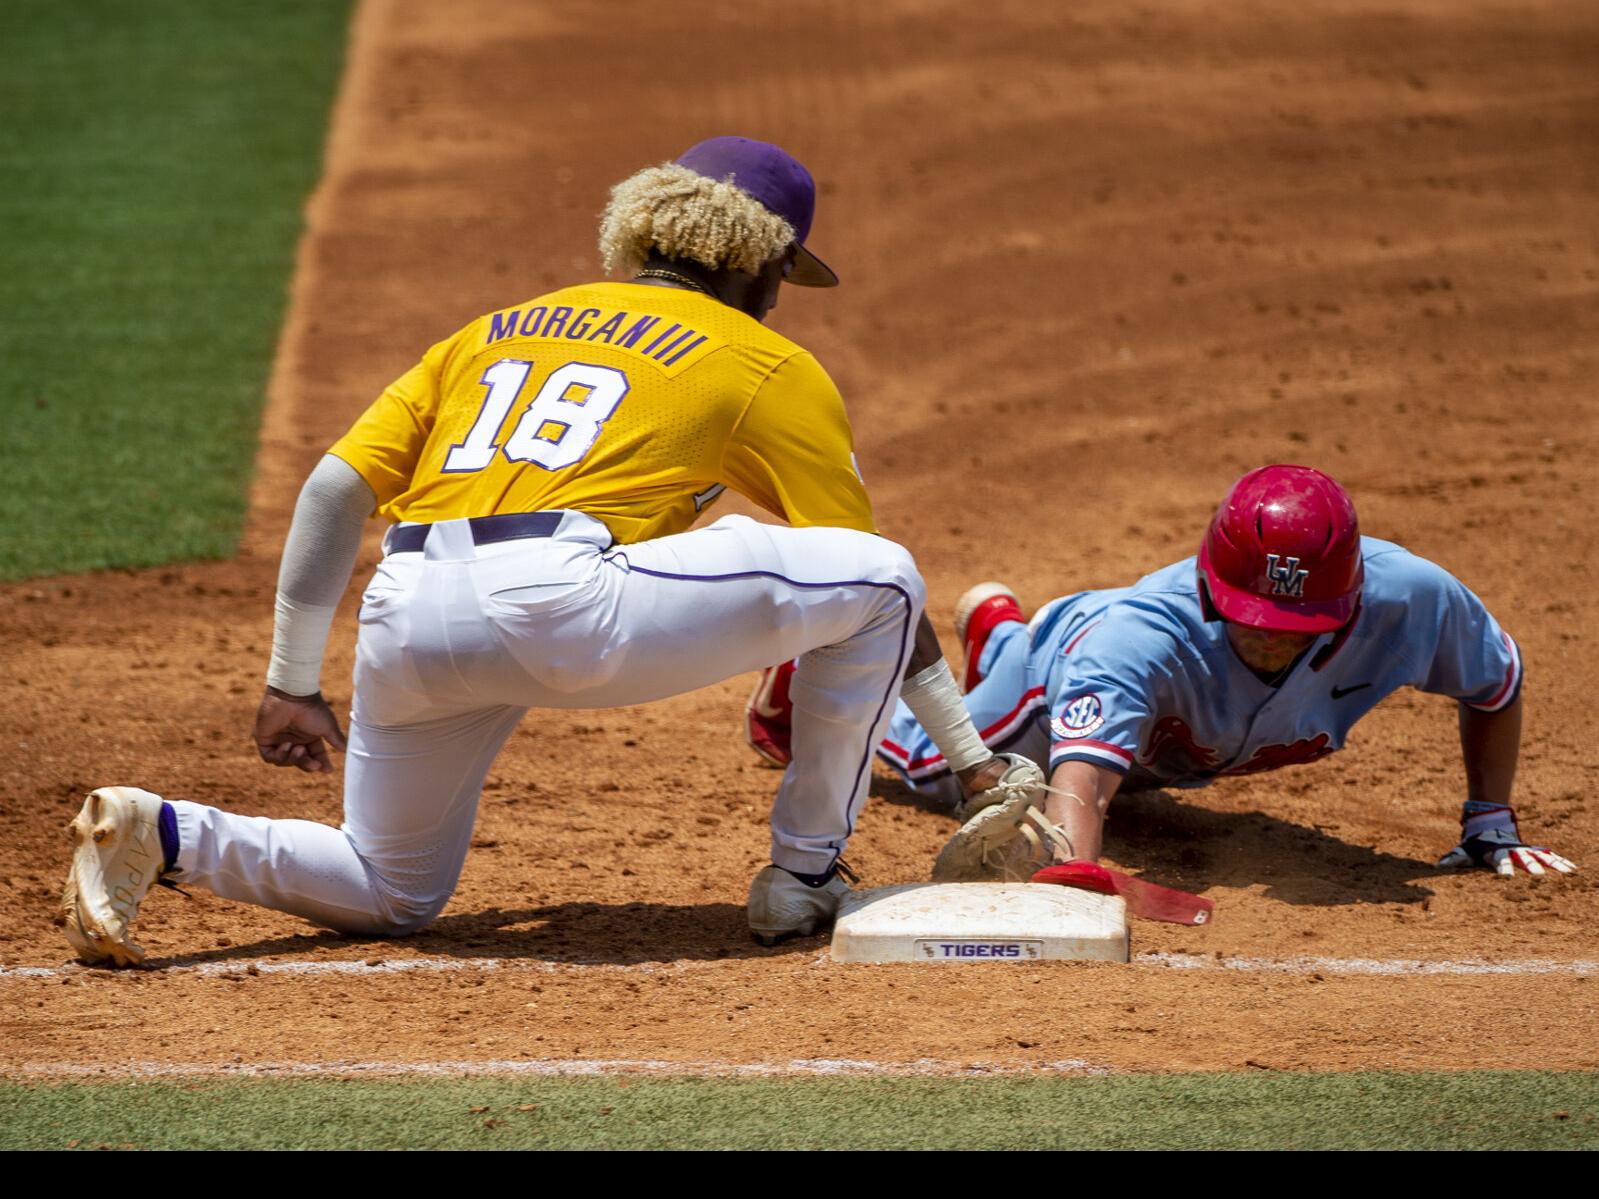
1033,537,1520,787
880,538,1521,793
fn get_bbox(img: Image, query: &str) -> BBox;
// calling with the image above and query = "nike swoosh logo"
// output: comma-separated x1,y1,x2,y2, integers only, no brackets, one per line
1331,683,1372,700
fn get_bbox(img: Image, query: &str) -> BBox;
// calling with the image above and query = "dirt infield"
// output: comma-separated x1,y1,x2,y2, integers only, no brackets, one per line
5,0,1598,1077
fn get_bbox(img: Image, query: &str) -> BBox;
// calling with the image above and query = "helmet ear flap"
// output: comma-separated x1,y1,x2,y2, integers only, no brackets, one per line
1197,571,1222,623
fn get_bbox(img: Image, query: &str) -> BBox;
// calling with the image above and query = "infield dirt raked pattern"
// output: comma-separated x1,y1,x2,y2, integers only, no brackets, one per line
4,0,1598,1076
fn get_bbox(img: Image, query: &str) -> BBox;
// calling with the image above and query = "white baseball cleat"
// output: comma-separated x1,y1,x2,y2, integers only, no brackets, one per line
747,864,851,945
932,753,1052,882
58,787,168,967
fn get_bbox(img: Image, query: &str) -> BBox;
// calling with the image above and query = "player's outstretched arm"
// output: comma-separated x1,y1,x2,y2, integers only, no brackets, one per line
901,611,1044,798
1043,759,1123,864
1460,690,1522,808
252,454,374,774
929,753,1121,883
1439,694,1577,875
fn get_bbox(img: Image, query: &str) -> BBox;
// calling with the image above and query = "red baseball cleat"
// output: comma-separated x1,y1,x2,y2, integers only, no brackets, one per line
953,582,1024,692
745,659,797,767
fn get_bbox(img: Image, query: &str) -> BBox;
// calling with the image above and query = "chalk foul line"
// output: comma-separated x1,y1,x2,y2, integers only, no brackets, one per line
9,953,1594,1080
18,1057,1107,1080
1135,953,1599,976
2,953,1595,980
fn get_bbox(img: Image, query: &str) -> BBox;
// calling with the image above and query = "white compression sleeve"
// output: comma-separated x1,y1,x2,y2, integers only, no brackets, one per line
265,454,375,696
267,594,340,698
899,659,990,773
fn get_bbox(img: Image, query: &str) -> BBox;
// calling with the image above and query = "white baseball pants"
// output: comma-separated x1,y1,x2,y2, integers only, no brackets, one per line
169,512,924,933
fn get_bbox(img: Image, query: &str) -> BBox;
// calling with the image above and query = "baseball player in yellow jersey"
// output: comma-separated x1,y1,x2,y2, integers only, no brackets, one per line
59,137,1044,965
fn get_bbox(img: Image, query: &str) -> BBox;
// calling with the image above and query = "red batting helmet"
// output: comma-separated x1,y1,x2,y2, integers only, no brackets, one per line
1197,465,1363,634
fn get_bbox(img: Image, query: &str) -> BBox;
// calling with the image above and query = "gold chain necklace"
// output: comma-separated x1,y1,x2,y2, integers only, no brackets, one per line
634,268,717,299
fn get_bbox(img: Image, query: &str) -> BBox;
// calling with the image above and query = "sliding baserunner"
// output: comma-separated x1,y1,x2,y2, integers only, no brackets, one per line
754,465,1575,882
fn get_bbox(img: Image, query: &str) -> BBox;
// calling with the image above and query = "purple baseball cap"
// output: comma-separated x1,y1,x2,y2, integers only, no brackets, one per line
675,136,838,287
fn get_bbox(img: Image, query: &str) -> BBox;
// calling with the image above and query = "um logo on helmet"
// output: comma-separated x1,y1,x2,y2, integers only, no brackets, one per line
1264,554,1309,597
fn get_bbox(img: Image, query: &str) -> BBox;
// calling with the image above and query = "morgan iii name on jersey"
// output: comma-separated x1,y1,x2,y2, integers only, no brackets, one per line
329,282,875,545
1030,539,1521,788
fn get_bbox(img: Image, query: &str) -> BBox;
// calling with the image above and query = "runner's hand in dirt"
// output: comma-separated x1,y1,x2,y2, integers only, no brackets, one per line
253,686,348,773
1437,830,1577,877
1436,800,1575,877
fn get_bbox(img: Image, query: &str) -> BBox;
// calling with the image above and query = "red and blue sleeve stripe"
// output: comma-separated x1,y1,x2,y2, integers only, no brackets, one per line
1464,632,1522,713
1049,739,1135,775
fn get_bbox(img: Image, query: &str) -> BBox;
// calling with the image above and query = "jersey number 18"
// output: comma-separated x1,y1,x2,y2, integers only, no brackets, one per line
442,359,629,474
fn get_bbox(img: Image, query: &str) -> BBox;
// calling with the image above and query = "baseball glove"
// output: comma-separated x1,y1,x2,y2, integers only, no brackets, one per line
932,753,1069,882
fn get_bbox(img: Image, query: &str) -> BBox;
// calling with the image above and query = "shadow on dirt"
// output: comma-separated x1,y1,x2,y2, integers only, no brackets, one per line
134,785,1449,970
141,900,823,971
869,769,960,810
871,771,1439,907
1104,789,1439,907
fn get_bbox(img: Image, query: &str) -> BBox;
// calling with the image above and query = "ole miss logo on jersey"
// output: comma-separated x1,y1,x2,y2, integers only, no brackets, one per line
1139,717,1334,780
1264,554,1309,597
1144,716,1219,773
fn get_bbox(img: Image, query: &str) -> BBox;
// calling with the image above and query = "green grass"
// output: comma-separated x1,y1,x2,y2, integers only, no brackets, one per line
3,1071,1596,1150
0,1,351,580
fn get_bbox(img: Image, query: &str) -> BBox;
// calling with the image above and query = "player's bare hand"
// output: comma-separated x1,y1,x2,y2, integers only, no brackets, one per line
954,754,1013,801
253,686,348,773
1437,832,1578,877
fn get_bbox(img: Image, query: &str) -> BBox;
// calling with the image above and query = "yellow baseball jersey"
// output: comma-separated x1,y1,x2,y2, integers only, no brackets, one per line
328,282,875,544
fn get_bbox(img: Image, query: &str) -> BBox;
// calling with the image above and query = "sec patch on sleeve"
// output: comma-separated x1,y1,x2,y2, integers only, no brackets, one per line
1051,693,1106,739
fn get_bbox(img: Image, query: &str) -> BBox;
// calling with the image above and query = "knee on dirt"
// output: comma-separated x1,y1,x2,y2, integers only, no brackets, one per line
328,889,451,938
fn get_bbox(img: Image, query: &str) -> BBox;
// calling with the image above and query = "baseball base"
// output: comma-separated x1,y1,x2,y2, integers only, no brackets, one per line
830,883,1129,964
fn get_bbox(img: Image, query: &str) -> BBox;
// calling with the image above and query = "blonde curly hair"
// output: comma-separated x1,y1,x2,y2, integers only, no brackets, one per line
598,162,795,278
